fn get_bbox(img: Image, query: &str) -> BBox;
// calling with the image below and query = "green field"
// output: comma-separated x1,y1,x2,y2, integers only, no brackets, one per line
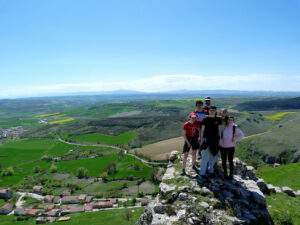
64,131,137,146
0,139,55,168
107,155,158,180
256,163,300,190
266,193,300,225
0,207,145,225
55,154,119,177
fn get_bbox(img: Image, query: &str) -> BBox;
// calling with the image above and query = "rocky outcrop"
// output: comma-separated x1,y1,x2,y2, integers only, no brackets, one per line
136,153,273,225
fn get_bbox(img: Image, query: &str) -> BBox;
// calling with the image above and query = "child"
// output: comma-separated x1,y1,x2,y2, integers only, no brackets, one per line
181,113,200,175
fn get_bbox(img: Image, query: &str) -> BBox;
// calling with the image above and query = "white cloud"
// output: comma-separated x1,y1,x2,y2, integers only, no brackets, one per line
1,74,300,98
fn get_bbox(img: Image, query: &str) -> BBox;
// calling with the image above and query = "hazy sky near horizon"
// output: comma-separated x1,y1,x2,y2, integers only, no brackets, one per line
0,0,300,98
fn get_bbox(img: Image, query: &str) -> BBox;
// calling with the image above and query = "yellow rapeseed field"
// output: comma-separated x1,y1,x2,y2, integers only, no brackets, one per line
49,118,75,124
35,112,60,118
264,112,296,120
184,98,204,102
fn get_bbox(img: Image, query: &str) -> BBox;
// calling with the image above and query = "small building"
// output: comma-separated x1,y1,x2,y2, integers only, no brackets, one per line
58,217,71,222
33,186,43,194
53,196,61,204
84,204,93,212
23,209,42,217
43,209,61,217
61,206,85,215
36,217,56,224
61,190,71,197
78,194,87,202
0,188,13,199
44,204,55,212
44,195,55,203
14,207,25,216
85,196,93,203
0,203,13,215
92,201,113,209
61,196,79,204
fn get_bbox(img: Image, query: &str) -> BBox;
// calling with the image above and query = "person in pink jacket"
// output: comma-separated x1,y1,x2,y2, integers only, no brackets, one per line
220,116,244,179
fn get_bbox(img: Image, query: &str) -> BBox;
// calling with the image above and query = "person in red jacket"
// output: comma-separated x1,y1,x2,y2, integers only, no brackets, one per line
181,113,200,176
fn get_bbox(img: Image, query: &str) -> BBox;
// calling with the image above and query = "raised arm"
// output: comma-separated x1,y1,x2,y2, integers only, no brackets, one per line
234,127,244,142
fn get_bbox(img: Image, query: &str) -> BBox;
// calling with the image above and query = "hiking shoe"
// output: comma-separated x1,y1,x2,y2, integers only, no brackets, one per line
192,164,199,173
180,169,186,176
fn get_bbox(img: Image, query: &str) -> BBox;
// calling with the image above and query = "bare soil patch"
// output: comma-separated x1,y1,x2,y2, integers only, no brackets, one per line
133,136,184,160
110,110,142,118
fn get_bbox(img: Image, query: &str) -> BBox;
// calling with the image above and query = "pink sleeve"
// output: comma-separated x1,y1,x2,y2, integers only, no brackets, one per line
234,128,244,142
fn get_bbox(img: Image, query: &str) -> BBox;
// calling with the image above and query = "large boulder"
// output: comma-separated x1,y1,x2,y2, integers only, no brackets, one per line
256,179,269,194
159,183,176,197
169,151,179,163
282,186,296,197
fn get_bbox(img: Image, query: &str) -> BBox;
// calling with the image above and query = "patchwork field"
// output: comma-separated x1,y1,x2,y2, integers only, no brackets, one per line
132,137,184,160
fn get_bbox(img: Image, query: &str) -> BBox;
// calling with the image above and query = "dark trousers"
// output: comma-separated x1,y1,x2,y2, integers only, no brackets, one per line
220,147,235,176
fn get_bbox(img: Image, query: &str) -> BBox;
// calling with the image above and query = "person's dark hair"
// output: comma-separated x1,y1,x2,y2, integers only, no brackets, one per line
210,105,217,110
226,116,234,125
195,100,203,106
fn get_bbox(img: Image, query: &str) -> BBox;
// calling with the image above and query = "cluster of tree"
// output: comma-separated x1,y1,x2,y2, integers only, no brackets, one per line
1,167,14,176
77,167,89,178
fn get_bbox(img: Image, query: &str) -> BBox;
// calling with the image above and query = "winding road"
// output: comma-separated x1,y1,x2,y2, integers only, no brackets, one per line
57,138,168,166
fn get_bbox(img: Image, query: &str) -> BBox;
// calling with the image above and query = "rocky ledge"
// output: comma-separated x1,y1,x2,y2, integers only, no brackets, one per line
136,151,273,225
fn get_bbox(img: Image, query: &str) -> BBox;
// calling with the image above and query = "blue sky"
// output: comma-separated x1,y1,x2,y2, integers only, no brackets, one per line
0,0,300,97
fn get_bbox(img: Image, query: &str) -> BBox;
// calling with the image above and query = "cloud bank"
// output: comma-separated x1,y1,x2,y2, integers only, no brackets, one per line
1,74,300,98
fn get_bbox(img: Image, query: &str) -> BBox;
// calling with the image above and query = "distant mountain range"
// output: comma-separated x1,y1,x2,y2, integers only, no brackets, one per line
2,89,300,100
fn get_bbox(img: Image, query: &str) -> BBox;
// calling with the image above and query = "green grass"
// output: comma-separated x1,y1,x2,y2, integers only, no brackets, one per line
0,139,55,168
65,131,138,146
83,180,137,193
107,155,157,180
266,193,300,225
0,199,6,207
0,207,145,225
55,154,119,176
24,197,39,206
256,163,300,190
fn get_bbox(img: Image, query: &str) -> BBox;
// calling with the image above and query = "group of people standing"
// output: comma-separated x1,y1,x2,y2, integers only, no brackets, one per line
181,97,244,181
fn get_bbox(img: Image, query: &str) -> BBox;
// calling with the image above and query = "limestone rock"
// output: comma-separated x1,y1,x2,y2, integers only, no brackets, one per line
162,167,175,181
169,151,179,163
153,203,166,214
159,183,176,197
178,193,188,201
267,184,276,193
256,178,269,194
282,186,296,197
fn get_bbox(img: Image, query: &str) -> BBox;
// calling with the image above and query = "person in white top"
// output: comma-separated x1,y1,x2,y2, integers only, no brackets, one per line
219,116,244,179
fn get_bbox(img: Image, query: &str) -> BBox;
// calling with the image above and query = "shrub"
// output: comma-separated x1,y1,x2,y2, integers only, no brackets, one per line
41,154,53,161
33,166,41,173
1,167,14,176
137,192,144,198
50,164,57,173
124,209,133,221
100,171,108,182
77,167,88,178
